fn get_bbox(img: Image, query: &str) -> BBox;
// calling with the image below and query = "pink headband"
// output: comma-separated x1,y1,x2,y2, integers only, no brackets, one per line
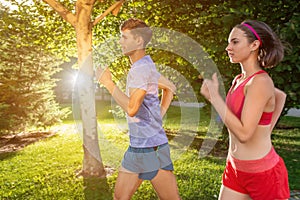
242,23,262,47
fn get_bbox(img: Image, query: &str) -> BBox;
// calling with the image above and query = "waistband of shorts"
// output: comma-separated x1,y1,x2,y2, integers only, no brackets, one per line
128,143,168,153
227,147,280,173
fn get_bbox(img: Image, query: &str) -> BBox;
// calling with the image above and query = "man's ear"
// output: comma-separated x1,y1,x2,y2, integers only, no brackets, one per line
136,35,145,48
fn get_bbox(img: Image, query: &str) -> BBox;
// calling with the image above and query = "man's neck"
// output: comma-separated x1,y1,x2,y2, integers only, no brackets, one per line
129,49,146,64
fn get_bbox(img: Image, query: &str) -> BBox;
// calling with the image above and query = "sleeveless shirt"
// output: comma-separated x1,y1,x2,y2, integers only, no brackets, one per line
226,70,273,125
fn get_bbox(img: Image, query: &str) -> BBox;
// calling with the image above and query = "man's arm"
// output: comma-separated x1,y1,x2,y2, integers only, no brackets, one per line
96,67,146,117
158,75,176,117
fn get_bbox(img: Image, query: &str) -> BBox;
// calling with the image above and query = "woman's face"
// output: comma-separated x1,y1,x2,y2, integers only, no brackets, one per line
225,27,252,64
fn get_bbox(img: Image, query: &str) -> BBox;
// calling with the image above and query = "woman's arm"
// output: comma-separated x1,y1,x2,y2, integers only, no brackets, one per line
201,73,273,143
270,88,286,130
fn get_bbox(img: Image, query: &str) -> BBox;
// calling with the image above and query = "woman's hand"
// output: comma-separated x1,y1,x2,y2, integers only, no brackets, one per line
200,73,219,103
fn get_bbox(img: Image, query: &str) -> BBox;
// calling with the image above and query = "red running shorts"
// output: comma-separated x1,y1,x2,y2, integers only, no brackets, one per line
222,147,290,200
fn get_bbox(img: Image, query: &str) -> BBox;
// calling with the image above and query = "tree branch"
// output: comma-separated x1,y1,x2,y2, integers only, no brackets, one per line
42,0,77,28
92,0,125,26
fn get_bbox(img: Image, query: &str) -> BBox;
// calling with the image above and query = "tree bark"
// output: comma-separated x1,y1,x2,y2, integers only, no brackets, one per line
75,0,106,177
42,0,106,177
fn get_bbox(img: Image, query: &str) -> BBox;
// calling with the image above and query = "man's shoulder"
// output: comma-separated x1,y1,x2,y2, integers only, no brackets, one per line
132,58,155,72
134,55,154,66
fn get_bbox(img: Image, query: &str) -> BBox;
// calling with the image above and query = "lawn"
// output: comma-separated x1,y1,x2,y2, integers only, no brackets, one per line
0,102,299,199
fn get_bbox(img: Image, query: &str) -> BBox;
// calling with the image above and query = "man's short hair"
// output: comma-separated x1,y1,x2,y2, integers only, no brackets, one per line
120,18,152,47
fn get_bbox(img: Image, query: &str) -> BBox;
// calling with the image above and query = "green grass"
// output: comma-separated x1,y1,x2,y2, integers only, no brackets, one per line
271,128,300,190
0,102,299,199
0,132,84,199
277,115,300,128
0,124,224,200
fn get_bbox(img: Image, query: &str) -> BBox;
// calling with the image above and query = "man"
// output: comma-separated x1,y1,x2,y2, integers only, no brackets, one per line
96,18,181,200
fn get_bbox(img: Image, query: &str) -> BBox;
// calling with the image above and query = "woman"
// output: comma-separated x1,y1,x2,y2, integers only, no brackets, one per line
200,20,290,200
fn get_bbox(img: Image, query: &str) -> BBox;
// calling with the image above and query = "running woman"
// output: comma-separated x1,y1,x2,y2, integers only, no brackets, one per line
201,20,290,200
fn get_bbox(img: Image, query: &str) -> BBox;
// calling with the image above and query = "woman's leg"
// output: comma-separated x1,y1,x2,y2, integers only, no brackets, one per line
114,167,143,200
218,185,251,200
150,169,181,200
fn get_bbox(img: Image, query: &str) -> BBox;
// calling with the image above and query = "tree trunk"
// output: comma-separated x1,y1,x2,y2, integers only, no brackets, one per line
75,0,106,177
42,0,122,178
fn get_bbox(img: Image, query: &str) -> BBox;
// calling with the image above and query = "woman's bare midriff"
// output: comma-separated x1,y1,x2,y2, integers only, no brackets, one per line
228,125,273,160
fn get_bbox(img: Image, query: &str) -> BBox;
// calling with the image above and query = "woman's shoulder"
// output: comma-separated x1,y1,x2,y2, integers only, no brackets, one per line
251,72,273,84
247,72,274,92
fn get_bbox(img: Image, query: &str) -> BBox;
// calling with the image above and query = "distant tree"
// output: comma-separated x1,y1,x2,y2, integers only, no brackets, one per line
0,3,70,134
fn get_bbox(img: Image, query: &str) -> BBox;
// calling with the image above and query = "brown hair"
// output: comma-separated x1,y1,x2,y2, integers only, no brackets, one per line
235,20,284,68
120,18,152,47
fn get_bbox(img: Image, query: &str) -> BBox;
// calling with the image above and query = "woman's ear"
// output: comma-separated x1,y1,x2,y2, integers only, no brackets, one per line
251,40,260,51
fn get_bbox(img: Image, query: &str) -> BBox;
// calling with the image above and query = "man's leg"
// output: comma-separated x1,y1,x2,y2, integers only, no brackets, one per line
150,169,181,200
114,167,143,200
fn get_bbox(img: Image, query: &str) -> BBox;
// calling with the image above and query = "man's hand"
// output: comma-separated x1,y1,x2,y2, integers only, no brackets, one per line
96,67,115,94
96,67,113,87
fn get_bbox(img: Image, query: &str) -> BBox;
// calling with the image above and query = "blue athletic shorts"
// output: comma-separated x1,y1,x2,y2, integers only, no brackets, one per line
121,143,174,180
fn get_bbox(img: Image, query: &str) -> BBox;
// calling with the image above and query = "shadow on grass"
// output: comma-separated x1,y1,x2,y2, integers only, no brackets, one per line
0,151,18,160
83,177,113,200
166,129,228,159
0,131,57,161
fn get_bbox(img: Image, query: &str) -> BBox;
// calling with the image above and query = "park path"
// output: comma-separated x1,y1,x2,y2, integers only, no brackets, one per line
286,108,300,117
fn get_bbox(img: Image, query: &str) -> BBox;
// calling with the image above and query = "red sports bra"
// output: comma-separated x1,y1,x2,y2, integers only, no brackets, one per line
226,70,273,125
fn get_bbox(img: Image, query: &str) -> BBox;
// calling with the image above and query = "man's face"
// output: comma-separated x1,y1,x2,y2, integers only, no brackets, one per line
119,29,141,56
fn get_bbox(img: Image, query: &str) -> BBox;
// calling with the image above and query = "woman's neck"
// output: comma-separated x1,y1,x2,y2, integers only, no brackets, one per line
240,60,262,79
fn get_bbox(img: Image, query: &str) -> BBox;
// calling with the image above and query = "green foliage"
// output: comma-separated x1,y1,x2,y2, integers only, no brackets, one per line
0,4,70,133
269,12,300,113
32,0,78,59
90,0,300,113
4,0,296,133
27,0,299,120
0,0,297,138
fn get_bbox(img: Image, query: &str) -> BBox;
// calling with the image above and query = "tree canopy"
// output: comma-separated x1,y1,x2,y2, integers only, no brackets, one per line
1,0,299,134
0,2,70,133
91,0,300,113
